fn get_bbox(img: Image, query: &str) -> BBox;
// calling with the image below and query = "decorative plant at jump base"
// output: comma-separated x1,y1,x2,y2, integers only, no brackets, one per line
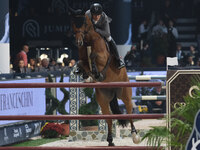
142,80,200,149
41,74,70,138
79,88,99,127
45,74,69,120
40,122,64,138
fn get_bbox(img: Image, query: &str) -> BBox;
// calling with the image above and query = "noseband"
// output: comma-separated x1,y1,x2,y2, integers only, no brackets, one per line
74,24,92,42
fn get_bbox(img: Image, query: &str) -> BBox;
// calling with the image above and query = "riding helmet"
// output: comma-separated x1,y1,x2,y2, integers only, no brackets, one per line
90,3,103,15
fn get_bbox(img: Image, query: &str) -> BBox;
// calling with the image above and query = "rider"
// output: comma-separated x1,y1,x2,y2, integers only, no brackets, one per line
86,3,125,69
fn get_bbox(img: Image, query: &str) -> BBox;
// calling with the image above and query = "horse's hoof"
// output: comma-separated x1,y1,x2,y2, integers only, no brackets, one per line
83,74,89,79
108,143,115,146
84,76,94,83
132,132,141,144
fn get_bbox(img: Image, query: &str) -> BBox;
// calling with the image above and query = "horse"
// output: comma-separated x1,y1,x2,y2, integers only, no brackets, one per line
69,9,140,146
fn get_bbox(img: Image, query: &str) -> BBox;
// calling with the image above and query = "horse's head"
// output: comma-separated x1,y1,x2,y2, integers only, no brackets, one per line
70,9,93,47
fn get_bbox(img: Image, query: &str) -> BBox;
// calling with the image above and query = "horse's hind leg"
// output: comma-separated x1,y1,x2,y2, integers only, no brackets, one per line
96,89,115,146
120,87,141,144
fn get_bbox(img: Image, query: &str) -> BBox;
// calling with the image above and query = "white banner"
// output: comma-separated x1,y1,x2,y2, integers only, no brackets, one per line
167,57,178,66
0,78,46,125
0,43,10,73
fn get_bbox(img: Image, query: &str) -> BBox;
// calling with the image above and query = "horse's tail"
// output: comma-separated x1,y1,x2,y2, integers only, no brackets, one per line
109,95,128,127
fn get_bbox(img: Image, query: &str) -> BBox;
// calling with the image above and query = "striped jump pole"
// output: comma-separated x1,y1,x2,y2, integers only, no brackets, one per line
132,95,166,100
0,146,164,150
0,82,163,88
0,114,165,120
128,75,166,81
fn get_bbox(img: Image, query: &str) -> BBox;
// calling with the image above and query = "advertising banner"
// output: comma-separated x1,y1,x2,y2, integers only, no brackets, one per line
167,70,200,149
0,78,46,125
0,121,43,146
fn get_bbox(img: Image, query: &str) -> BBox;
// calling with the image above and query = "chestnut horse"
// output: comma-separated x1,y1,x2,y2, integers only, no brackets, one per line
70,10,140,146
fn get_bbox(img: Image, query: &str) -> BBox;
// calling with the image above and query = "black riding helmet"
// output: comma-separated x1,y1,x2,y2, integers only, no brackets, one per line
90,3,102,15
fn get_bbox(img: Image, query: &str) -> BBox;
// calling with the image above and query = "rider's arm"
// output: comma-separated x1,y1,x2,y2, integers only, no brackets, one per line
95,21,111,39
95,13,111,40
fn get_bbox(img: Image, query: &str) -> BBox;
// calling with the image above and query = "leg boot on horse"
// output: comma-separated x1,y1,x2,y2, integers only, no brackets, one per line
108,39,125,69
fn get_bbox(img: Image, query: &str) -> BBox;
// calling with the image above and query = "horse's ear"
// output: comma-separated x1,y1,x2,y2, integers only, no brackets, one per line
68,7,85,16
75,9,84,15
81,9,85,15
68,7,76,16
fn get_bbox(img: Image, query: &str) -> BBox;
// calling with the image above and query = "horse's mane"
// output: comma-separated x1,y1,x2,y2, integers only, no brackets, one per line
84,15,95,33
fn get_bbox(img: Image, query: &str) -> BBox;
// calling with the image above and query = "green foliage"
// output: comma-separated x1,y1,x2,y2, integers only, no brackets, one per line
12,138,60,147
142,81,200,149
142,126,171,148
79,88,99,126
45,74,69,124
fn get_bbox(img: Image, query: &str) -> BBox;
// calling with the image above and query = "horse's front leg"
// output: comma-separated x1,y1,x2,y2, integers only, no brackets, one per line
95,89,115,146
76,46,91,78
90,52,104,81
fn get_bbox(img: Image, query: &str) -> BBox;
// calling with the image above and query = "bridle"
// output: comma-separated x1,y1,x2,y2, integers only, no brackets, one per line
73,16,93,42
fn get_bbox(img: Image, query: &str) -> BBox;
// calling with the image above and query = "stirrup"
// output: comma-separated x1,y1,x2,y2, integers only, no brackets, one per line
117,59,125,69
74,66,81,74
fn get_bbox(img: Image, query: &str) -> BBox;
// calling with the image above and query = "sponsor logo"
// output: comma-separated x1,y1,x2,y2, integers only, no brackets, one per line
173,102,186,109
25,124,32,138
23,19,40,38
13,128,20,138
3,128,9,142
34,122,41,135
186,110,200,150
94,7,99,12
189,86,200,98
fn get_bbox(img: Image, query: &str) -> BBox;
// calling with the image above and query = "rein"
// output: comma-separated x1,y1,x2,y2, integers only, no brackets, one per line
98,53,112,80
87,53,112,82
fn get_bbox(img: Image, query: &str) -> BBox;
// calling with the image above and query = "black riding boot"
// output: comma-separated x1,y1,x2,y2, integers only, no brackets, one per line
109,39,125,69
